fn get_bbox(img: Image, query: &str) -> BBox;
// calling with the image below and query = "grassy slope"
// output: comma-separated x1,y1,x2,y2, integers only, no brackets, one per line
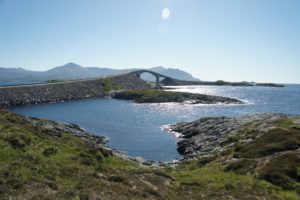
0,109,298,200
226,117,300,193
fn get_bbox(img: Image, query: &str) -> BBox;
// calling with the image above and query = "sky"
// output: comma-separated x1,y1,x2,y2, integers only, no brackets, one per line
0,0,299,83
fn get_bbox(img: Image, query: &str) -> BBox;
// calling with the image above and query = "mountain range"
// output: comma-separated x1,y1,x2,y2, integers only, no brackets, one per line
0,62,200,85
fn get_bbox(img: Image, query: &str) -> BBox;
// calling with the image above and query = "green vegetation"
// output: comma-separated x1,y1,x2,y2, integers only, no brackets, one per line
170,161,291,200
102,77,124,92
47,79,63,83
114,89,182,103
260,153,300,190
0,109,299,199
223,117,300,193
234,128,300,158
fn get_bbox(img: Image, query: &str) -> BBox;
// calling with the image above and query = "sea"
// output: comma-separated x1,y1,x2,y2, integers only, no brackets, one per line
8,84,300,162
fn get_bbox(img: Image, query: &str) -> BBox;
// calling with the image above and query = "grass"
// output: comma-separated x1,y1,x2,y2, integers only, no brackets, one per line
102,77,124,92
168,160,295,200
234,128,300,158
223,117,300,194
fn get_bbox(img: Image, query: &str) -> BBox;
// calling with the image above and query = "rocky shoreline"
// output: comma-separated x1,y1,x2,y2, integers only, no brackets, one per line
24,115,108,147
166,113,292,157
21,112,166,166
2,108,300,198
166,113,300,190
113,89,243,104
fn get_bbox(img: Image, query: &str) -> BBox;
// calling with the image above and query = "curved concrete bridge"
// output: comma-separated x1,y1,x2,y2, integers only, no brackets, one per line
130,70,170,88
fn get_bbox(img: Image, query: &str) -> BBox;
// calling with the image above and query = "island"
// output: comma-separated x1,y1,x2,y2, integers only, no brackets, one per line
161,77,285,87
113,89,243,104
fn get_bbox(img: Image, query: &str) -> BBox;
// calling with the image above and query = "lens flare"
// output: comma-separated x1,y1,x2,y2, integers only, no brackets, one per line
162,8,170,20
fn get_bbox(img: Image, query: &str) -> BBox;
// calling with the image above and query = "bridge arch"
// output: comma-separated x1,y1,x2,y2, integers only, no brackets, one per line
130,70,168,88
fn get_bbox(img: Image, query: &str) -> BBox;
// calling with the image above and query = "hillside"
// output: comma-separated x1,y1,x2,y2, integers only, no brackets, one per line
0,109,299,199
0,63,199,85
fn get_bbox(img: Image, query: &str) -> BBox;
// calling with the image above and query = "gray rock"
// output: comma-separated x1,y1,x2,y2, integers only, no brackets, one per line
167,113,288,158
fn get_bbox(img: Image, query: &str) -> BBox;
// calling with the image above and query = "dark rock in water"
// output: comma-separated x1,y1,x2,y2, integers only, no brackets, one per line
113,89,243,104
255,83,285,87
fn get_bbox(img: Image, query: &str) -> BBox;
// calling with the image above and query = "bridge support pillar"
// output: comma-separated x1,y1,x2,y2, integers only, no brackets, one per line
155,76,160,88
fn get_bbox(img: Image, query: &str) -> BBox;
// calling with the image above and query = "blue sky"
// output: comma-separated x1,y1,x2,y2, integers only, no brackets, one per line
0,0,299,83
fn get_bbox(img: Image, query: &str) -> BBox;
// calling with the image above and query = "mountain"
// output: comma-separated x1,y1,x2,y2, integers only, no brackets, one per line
0,63,200,85
44,62,120,80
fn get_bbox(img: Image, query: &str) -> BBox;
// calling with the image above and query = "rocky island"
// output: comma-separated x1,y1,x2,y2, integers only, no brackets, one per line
113,89,243,104
161,78,285,87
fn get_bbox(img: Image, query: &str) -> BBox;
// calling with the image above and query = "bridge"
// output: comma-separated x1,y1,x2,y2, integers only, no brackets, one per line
130,70,170,88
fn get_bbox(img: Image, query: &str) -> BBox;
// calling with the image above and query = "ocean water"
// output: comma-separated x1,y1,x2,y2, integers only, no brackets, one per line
9,84,300,162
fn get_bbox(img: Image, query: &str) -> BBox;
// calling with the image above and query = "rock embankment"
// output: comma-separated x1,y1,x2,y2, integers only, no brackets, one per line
0,74,150,107
113,89,243,104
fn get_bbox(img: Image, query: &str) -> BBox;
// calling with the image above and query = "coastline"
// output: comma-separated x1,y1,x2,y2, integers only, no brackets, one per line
1,108,300,199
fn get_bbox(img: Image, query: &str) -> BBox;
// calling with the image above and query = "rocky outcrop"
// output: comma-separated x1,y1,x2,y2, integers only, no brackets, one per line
25,116,108,147
167,113,300,190
113,89,243,104
167,113,290,157
0,74,150,107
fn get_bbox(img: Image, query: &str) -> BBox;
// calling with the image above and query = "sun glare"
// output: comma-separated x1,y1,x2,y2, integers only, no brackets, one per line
162,8,170,20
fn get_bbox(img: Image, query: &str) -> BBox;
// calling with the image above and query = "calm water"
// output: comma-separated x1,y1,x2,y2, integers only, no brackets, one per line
9,84,300,162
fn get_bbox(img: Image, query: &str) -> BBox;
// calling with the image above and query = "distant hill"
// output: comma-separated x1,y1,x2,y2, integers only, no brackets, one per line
0,63,200,85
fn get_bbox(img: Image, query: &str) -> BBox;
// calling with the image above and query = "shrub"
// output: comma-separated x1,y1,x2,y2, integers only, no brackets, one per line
234,128,300,158
7,135,31,148
42,147,58,157
259,153,300,189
